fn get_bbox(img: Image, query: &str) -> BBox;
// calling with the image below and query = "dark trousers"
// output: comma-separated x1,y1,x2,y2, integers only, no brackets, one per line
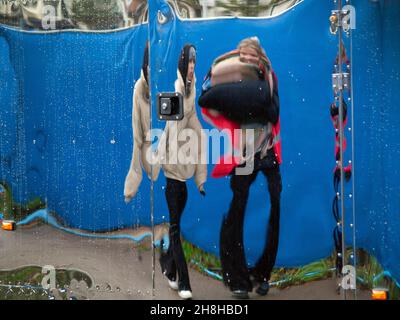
220,164,282,291
159,178,191,291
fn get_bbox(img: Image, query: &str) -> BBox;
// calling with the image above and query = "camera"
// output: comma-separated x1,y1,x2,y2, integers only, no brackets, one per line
157,92,184,121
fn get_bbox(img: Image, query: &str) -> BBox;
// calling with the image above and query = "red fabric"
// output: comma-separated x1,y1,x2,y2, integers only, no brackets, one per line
272,118,282,164
202,108,282,178
270,70,282,165
201,108,241,178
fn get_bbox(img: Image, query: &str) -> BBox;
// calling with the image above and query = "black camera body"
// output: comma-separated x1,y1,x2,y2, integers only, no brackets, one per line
157,92,184,121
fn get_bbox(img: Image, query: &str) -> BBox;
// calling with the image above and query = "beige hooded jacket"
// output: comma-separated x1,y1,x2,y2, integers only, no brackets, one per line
157,70,207,191
124,71,160,203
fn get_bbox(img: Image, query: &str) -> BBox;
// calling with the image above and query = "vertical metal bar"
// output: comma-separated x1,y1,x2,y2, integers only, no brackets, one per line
147,22,156,299
336,0,347,300
349,0,357,299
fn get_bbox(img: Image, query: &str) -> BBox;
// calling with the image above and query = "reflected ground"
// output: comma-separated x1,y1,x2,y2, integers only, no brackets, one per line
0,223,371,300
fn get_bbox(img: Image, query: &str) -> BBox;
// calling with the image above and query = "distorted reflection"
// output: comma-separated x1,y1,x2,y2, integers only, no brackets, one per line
171,0,303,19
0,0,146,30
0,0,303,30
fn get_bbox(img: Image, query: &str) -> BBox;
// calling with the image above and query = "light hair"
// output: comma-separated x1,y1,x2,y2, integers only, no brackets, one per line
237,36,266,57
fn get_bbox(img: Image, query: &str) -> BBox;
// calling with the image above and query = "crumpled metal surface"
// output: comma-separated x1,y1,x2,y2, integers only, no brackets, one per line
0,0,302,31
0,0,140,30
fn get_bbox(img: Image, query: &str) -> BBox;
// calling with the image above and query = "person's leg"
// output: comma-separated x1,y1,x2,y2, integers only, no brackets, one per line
220,170,258,293
159,239,177,282
252,166,282,288
160,180,178,281
164,178,191,291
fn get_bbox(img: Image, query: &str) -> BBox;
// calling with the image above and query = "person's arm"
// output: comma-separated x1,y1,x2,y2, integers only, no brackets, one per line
187,107,207,194
265,71,280,125
124,87,144,203
198,80,272,124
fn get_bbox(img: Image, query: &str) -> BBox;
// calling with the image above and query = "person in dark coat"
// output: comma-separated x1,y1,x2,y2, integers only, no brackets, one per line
199,37,282,299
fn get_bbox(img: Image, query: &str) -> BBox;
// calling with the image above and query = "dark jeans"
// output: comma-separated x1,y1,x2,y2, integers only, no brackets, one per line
220,160,282,292
159,178,191,291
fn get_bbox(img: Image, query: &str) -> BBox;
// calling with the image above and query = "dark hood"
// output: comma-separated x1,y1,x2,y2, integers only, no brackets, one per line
178,44,196,95
142,42,149,84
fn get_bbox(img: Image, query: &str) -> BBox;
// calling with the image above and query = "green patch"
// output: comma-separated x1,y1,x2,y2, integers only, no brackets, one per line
0,182,46,221
269,257,335,289
182,241,400,299
0,266,93,300
183,240,221,273
182,239,336,286
357,249,400,300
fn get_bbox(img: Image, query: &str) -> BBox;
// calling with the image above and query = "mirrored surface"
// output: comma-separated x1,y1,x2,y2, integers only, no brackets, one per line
0,6,155,299
170,0,303,19
0,0,303,31
0,0,147,31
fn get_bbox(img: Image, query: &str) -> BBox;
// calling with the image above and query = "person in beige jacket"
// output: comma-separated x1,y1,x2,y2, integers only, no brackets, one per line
158,44,207,300
125,44,206,299
124,44,159,203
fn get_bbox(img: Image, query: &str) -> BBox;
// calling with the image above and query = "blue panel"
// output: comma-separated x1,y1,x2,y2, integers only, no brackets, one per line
353,0,400,282
0,33,16,184
0,25,150,230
